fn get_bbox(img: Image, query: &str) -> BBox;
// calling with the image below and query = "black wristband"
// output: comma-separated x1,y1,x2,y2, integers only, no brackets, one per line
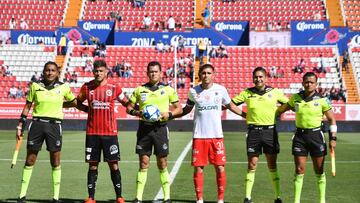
168,112,173,120
329,136,337,141
129,109,138,116
19,114,27,133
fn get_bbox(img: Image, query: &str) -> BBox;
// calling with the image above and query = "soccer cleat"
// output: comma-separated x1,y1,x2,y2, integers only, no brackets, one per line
163,199,171,203
133,198,142,203
116,197,125,203
274,198,282,203
243,198,253,203
196,200,204,203
52,199,60,203
17,197,26,203
84,198,96,203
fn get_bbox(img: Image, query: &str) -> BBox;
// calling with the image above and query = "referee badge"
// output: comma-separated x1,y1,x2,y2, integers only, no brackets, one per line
314,102,319,106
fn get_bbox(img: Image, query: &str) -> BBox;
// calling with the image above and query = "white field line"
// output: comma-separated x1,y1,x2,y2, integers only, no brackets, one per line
154,140,193,201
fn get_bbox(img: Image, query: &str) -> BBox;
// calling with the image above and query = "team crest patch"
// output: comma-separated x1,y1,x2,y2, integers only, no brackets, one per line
109,145,118,155
106,90,113,96
314,102,319,106
90,90,94,95
141,93,147,102
161,90,165,95
162,143,168,150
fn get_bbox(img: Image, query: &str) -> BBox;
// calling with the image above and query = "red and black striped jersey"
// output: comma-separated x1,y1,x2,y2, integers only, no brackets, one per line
78,80,126,136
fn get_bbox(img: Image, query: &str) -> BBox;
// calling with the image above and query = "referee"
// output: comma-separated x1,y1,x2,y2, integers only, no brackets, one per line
16,62,77,203
126,61,182,203
232,67,288,203
277,72,337,203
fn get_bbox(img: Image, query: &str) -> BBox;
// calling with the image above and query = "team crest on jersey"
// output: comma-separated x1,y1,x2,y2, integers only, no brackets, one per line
106,89,113,97
109,145,118,155
140,93,147,101
314,102,319,106
90,90,94,95
161,90,165,95
214,97,221,104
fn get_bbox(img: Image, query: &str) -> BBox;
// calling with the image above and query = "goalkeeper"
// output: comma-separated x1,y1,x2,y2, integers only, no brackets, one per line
126,61,182,203
277,72,337,203
16,62,77,203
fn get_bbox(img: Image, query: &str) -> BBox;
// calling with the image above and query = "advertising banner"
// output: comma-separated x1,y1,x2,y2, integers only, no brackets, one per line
77,20,115,44
250,31,291,47
11,30,56,45
114,21,249,46
291,20,351,54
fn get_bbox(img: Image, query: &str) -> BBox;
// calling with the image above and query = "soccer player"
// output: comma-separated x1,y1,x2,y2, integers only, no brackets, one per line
277,72,337,203
126,61,182,203
232,67,288,203
173,64,245,203
75,60,128,203
16,61,77,203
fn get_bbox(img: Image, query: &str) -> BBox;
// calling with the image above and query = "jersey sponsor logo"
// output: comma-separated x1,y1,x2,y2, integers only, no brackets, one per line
109,145,118,155
293,147,302,152
247,147,255,153
106,89,113,97
162,143,168,150
216,150,225,155
197,105,219,111
136,145,143,150
86,147,92,152
314,102,319,106
193,149,199,154
92,100,110,109
56,140,61,146
86,154,91,160
296,22,325,32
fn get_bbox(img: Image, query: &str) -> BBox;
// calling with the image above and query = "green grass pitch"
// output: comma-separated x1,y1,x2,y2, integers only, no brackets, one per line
0,130,359,203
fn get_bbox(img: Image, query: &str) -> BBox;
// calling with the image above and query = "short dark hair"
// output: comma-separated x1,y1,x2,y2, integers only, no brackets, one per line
198,64,215,76
252,66,266,76
303,72,318,81
43,61,60,81
93,59,107,69
147,61,162,72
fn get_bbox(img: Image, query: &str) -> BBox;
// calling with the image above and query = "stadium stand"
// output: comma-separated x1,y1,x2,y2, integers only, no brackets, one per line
82,0,195,31
0,45,57,101
64,46,194,102
0,0,67,30
209,46,342,97
343,0,360,31
349,46,360,95
212,0,326,31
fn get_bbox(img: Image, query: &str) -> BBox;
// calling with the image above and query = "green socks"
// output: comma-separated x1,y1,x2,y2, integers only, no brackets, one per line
245,169,255,199
316,173,326,203
52,166,61,200
19,165,33,198
136,168,148,200
159,168,171,201
294,174,304,203
269,169,281,199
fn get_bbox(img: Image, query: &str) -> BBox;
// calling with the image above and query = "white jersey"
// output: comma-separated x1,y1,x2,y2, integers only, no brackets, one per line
188,83,231,139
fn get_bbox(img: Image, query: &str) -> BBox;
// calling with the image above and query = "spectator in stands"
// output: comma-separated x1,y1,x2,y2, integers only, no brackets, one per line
338,87,347,102
342,50,350,73
209,47,217,59
329,87,340,101
19,18,29,30
277,66,285,78
218,41,228,58
167,15,176,31
143,15,152,30
84,59,94,72
156,40,165,52
275,22,282,31
177,36,185,52
113,60,122,77
177,74,186,89
314,11,322,21
133,0,146,8
16,86,25,99
266,21,273,31
9,17,17,29
293,58,306,74
71,72,78,84
81,47,92,57
122,60,132,78
58,34,67,55
165,66,174,79
198,39,207,64
110,11,118,20
31,72,40,82
4,65,12,76
63,69,72,83
269,66,278,78
202,7,210,27
286,22,291,30
313,54,326,73
0,65,5,77
8,85,18,99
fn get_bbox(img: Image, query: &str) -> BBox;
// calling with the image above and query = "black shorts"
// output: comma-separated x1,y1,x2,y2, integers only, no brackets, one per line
85,135,120,162
246,125,279,156
292,128,327,157
27,120,62,152
136,121,169,157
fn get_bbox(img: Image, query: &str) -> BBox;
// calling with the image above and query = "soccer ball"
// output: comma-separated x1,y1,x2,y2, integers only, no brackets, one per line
142,105,161,122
